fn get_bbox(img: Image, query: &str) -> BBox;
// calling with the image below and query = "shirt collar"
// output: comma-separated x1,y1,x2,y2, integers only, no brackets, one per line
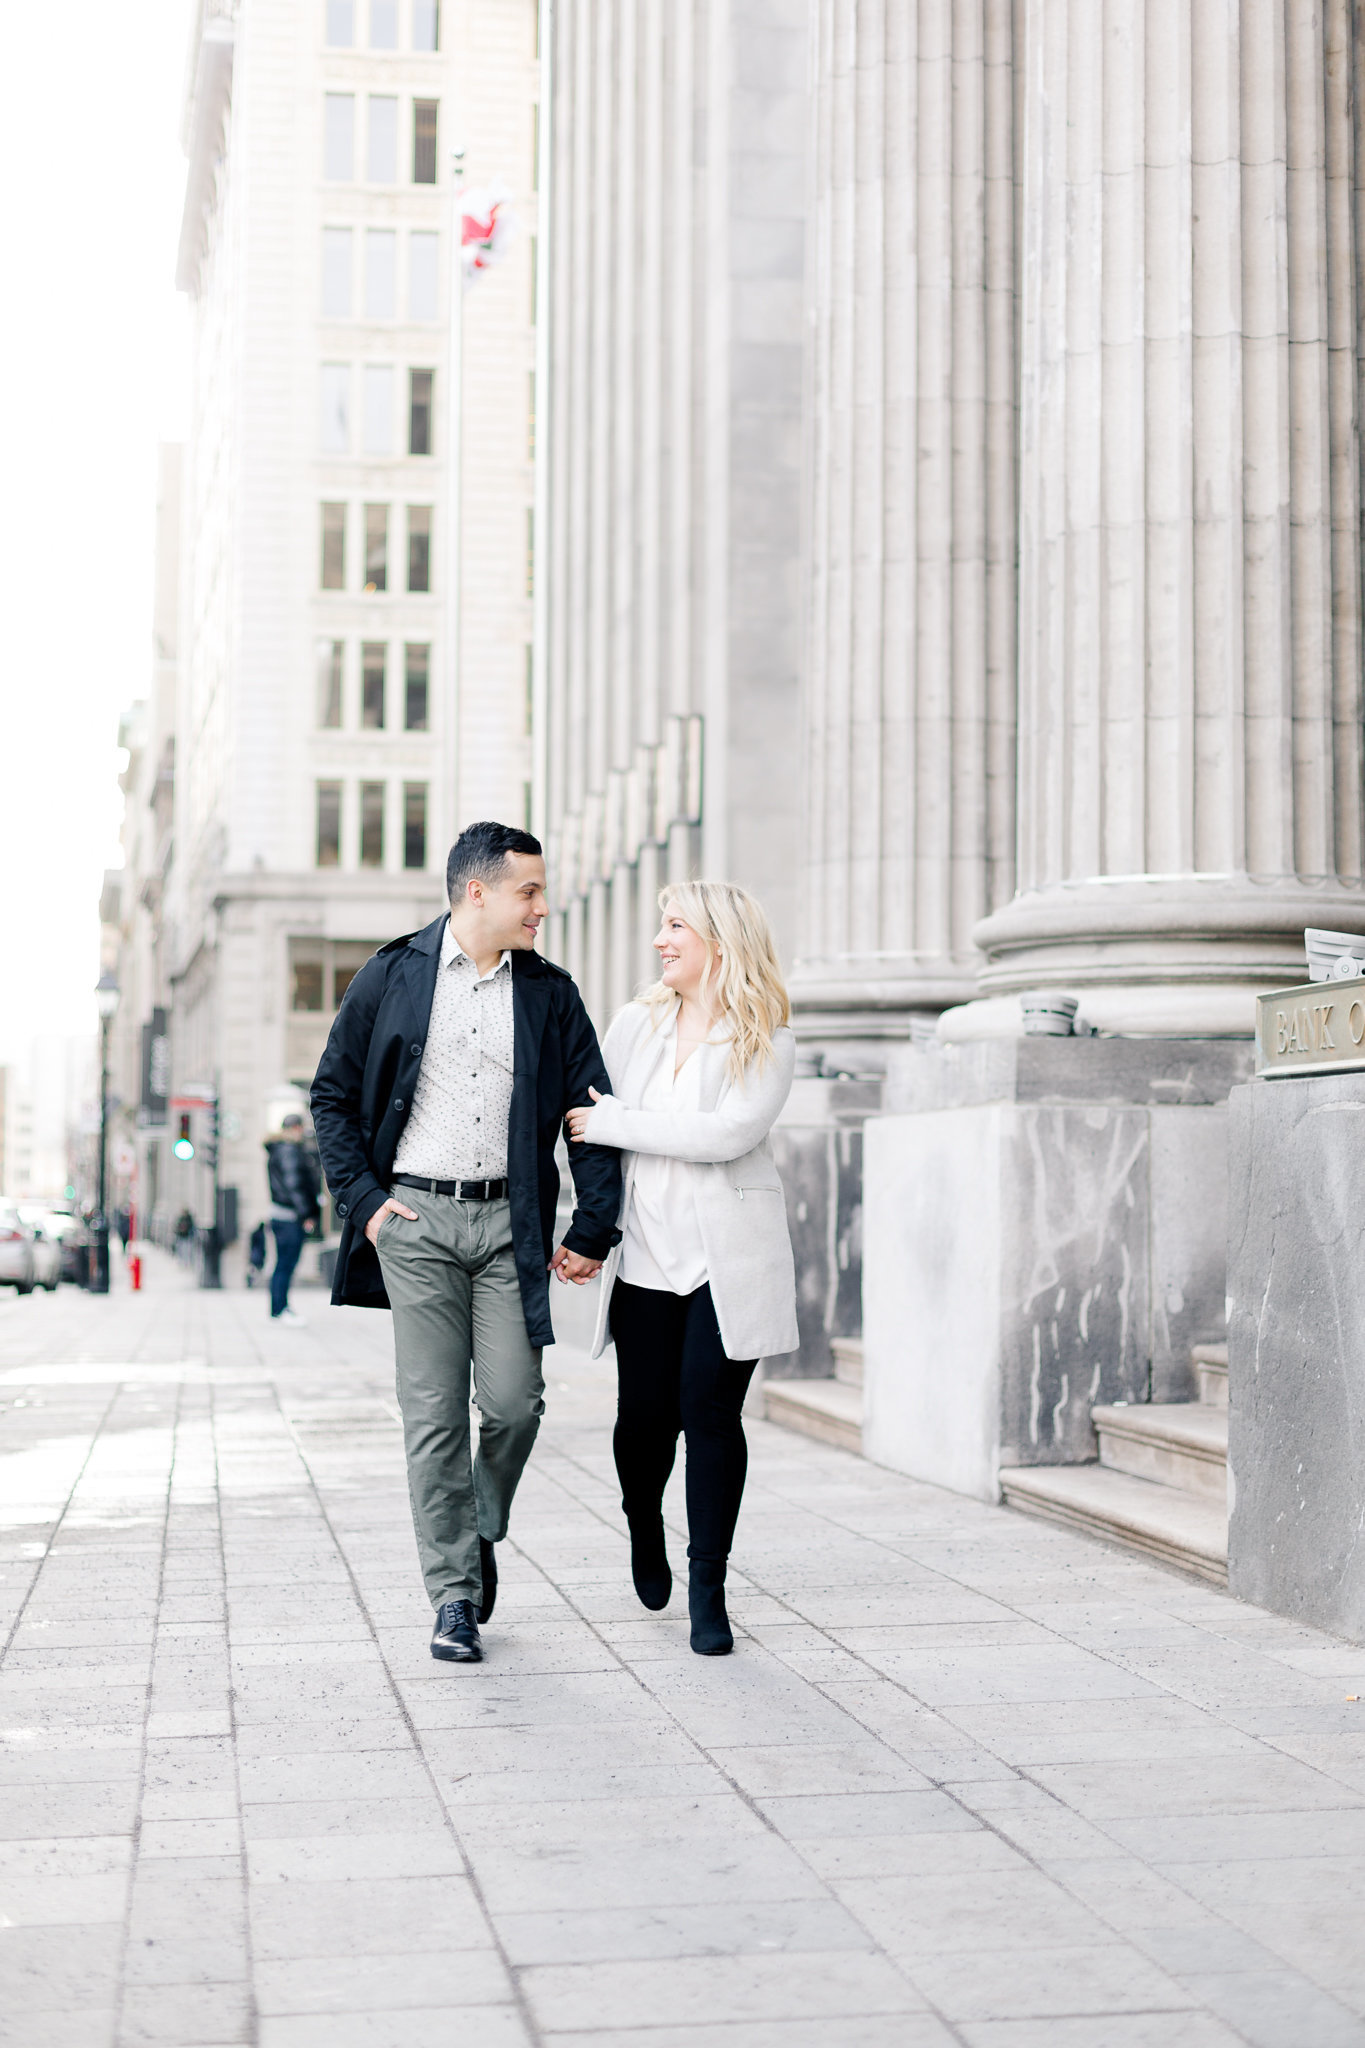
441,921,511,981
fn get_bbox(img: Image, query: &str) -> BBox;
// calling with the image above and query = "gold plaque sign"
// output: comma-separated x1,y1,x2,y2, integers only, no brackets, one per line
1256,978,1365,1078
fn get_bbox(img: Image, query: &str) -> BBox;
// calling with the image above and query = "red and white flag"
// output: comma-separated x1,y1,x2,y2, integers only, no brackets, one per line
461,183,516,284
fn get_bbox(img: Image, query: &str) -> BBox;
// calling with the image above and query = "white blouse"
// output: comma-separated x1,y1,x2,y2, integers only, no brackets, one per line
617,1023,709,1295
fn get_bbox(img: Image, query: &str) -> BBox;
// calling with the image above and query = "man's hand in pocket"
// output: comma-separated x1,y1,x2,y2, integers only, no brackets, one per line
364,1198,419,1247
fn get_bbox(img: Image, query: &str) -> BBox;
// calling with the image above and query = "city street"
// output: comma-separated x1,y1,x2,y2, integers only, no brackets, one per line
2,1258,1364,2048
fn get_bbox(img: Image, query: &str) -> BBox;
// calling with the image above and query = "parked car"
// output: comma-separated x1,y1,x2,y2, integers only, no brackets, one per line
0,1203,36,1294
27,1222,62,1291
19,1206,86,1286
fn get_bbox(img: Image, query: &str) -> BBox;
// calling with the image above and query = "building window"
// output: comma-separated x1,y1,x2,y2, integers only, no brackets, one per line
413,0,439,51
365,228,397,318
370,0,398,46
363,365,394,454
409,369,433,455
324,94,354,181
326,0,355,43
321,228,353,316
409,232,438,320
367,95,397,183
407,505,431,592
316,781,342,866
320,364,350,453
364,504,388,591
404,783,428,870
361,641,387,728
413,99,438,184
404,643,429,730
293,957,325,1010
360,781,385,867
318,639,344,728
321,503,347,590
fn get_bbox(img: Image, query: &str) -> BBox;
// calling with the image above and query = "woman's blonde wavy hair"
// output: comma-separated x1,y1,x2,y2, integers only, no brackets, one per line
640,880,791,1081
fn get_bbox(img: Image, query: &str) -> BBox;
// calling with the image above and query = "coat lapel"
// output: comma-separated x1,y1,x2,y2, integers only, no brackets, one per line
511,952,552,1074
401,913,446,1032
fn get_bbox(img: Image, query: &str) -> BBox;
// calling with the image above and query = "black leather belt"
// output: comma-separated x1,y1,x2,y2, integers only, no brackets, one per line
392,1173,509,1201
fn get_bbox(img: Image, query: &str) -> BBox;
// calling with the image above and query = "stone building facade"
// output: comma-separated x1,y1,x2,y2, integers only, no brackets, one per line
538,3,1365,1424
119,0,539,1254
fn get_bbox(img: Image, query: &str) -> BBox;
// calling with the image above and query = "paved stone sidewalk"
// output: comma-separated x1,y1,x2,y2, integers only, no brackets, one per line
2,1258,1364,2048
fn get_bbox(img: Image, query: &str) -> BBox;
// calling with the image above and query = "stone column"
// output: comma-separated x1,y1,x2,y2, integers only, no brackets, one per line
954,0,1365,1039
792,0,1018,1047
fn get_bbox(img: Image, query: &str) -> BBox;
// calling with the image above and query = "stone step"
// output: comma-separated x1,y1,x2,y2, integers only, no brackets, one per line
1092,1401,1228,1500
763,1376,863,1455
1000,1462,1228,1585
1192,1341,1229,1408
831,1337,863,1388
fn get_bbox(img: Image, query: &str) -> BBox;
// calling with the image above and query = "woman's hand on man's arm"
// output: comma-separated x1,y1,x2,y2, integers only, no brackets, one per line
566,1087,604,1143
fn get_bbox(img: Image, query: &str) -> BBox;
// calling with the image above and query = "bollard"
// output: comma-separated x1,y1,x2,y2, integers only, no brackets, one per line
129,1255,142,1292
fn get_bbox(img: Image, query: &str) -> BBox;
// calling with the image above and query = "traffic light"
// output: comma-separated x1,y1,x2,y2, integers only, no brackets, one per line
173,1113,195,1162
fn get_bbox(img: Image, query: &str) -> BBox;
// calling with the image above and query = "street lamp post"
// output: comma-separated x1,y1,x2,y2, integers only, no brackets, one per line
91,970,120,1295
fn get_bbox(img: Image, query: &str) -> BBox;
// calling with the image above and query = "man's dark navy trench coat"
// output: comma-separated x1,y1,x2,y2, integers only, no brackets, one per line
309,914,621,1348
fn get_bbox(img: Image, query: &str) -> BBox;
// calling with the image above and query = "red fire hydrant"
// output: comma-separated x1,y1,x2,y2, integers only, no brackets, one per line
129,1255,143,1292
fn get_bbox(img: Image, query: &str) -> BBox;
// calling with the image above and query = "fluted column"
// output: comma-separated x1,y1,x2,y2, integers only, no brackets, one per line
962,0,1365,1038
793,0,1017,1040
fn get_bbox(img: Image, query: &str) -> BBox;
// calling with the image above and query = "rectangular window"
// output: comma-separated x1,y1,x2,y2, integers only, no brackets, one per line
316,781,342,866
364,503,388,591
404,642,429,730
359,781,385,868
292,957,325,1010
413,0,439,51
408,368,433,455
403,783,428,870
325,0,354,44
409,231,438,320
413,99,438,184
406,505,431,592
365,228,396,318
321,503,347,589
320,364,350,453
363,364,394,454
367,95,397,182
324,94,354,181
361,641,387,728
318,638,344,728
370,0,398,46
321,227,352,316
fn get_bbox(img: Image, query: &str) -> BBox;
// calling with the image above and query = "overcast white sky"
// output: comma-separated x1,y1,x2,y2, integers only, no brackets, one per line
0,0,194,1068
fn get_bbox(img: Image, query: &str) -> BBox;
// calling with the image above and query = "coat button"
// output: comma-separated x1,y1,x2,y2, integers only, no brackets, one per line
394,1099,404,1112
410,1044,422,1056
337,1202,347,1217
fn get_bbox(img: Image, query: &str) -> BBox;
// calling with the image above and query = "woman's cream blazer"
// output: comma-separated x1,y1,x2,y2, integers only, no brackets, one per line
584,1001,799,1362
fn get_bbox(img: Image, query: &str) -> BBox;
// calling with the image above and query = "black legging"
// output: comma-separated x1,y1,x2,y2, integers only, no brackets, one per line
609,1278,757,1563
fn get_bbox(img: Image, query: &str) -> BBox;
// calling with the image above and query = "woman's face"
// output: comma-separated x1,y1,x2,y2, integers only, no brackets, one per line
653,906,715,1001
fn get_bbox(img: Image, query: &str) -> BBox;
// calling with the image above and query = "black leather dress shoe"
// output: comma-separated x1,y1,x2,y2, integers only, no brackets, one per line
431,1599,483,1662
478,1537,497,1624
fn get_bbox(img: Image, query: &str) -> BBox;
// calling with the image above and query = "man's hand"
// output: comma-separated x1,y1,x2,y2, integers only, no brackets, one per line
565,1087,604,1143
550,1244,602,1285
364,1197,419,1247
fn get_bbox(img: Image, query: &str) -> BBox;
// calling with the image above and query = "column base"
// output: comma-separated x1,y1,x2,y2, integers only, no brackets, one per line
939,982,1264,1041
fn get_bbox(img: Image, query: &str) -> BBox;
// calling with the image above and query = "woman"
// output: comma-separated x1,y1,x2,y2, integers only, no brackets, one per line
566,881,798,1656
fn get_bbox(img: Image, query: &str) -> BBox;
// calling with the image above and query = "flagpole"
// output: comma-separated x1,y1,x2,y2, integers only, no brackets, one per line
445,144,466,845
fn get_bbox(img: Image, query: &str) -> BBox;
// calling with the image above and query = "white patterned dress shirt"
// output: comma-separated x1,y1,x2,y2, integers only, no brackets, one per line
392,923,515,1180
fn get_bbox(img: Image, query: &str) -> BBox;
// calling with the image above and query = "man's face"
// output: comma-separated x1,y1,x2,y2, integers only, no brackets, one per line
457,852,548,950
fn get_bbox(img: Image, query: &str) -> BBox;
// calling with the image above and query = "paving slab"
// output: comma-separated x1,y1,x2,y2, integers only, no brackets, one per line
3,1258,1365,2044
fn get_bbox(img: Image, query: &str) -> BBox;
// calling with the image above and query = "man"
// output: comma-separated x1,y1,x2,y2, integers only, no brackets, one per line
311,821,621,1664
264,1113,322,1324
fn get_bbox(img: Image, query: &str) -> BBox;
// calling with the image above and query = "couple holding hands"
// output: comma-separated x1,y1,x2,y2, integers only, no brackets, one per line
311,819,798,1664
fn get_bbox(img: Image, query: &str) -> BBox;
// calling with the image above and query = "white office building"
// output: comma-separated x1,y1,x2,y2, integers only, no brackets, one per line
158,0,538,1252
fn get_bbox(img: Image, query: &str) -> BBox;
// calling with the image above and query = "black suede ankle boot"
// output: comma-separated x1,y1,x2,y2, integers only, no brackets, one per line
629,1517,672,1610
688,1557,733,1655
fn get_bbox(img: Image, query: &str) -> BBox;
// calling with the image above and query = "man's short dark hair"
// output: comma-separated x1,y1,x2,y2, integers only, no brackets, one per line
447,820,543,901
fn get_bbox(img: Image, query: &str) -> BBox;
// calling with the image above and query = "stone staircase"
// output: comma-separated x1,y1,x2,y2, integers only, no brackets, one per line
763,1338,863,1454
1000,1343,1229,1584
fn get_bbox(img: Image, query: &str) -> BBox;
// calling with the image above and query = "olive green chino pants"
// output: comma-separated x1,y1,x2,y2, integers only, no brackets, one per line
376,1191,544,1610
